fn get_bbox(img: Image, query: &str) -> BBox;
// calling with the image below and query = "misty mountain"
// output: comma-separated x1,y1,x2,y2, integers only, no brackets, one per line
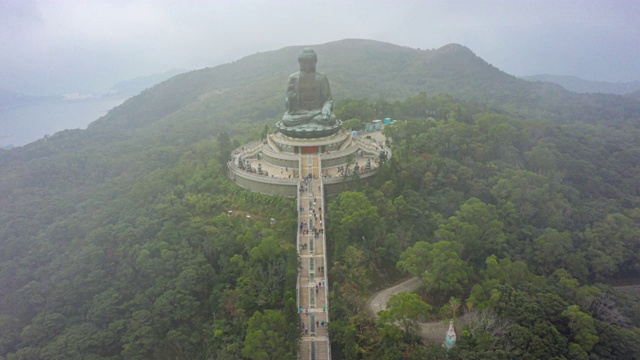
626,89,640,101
108,68,189,97
3,38,637,171
84,39,640,138
2,38,639,167
522,74,640,95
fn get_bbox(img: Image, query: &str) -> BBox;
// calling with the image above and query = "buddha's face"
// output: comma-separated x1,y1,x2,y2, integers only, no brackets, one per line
299,56,317,73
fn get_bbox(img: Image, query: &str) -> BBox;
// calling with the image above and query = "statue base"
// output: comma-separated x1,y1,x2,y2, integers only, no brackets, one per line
275,120,343,139
228,126,388,197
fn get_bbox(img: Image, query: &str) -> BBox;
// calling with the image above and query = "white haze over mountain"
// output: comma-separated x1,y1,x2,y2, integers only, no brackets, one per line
1,0,639,96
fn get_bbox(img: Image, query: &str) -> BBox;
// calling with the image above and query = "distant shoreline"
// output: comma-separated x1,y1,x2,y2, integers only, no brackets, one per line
0,96,127,148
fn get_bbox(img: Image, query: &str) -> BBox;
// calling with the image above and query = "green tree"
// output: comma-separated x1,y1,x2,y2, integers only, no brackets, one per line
583,212,640,280
562,305,599,353
398,241,471,301
335,98,374,122
342,118,363,131
332,246,372,315
378,292,432,341
524,142,559,175
434,198,506,265
242,310,294,360
236,236,292,312
216,131,232,162
491,169,571,229
532,228,573,274
328,191,380,257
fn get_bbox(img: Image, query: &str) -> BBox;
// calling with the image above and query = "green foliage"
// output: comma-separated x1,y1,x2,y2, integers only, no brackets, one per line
0,131,297,358
532,228,573,275
378,292,432,341
2,47,640,359
582,212,640,281
434,198,506,265
335,98,374,123
328,91,640,358
562,305,599,352
327,191,380,258
331,246,372,317
242,310,295,360
398,241,471,302
342,118,364,131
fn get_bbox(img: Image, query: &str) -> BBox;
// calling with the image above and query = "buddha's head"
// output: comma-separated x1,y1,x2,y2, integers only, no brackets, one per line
298,48,317,73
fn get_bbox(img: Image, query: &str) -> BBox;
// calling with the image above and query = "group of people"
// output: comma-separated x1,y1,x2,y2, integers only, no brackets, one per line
299,319,327,335
297,171,330,338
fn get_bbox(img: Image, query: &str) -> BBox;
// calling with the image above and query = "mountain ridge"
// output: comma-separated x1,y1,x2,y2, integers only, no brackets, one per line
79,39,639,141
2,38,639,161
522,74,640,95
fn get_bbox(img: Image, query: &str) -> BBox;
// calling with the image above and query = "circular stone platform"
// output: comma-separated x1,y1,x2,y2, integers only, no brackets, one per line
227,129,390,197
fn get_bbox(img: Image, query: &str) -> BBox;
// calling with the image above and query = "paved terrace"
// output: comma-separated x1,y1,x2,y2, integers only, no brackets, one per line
234,131,390,182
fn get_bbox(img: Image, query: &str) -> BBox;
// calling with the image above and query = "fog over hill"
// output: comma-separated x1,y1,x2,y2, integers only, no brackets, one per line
6,39,640,149
82,39,639,137
522,74,640,95
107,69,189,97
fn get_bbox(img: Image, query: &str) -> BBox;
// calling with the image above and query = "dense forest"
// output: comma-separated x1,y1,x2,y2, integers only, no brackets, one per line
1,39,640,359
0,131,301,359
327,93,640,359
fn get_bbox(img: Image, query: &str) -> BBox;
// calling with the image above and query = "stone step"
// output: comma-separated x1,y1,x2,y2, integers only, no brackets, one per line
298,340,310,360
298,159,330,359
299,254,327,259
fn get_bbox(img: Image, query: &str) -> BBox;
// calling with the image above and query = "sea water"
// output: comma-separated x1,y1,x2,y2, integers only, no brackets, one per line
0,97,126,148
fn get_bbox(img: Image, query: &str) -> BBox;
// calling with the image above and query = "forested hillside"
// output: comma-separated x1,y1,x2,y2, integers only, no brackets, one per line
85,38,640,139
1,39,639,359
327,94,640,359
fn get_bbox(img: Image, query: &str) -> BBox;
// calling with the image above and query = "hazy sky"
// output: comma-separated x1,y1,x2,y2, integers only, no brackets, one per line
2,0,639,95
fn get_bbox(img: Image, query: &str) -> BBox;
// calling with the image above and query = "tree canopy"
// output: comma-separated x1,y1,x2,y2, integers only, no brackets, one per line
1,52,639,358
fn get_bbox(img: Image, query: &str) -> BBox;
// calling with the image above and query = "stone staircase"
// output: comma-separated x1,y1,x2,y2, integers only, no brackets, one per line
297,153,331,360
299,336,330,360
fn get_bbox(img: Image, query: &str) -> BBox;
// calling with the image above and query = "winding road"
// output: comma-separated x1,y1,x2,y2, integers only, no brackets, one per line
368,276,449,344
368,277,423,316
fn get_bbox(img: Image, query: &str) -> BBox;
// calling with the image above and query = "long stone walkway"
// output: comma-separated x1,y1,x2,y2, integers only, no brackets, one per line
297,154,331,360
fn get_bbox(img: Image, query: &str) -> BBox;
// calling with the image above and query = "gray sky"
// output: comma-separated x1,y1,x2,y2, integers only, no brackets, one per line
2,0,639,95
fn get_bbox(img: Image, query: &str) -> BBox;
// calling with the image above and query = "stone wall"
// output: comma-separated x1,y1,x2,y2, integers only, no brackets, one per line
228,164,298,197
228,131,388,199
228,162,377,198
321,154,354,168
262,152,299,169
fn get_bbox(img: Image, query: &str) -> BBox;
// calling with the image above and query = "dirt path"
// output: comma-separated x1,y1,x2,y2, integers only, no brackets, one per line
368,277,423,316
368,276,449,344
